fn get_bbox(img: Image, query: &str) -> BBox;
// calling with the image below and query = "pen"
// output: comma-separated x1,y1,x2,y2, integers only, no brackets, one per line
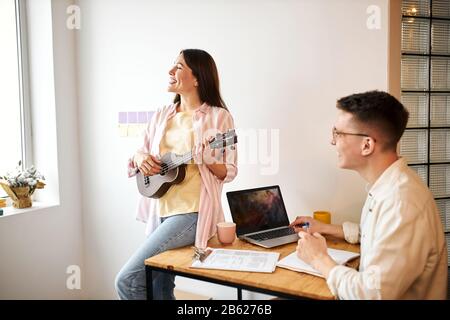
293,222,309,230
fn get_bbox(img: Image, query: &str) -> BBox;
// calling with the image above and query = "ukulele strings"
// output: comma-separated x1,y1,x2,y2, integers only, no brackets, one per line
163,150,194,172
161,136,231,173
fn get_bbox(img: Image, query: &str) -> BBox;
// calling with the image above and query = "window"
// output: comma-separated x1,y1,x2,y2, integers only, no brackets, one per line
0,0,31,197
400,0,450,272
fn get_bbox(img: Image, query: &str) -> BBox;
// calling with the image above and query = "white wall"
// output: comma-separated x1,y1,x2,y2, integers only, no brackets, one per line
0,0,85,299
76,0,389,299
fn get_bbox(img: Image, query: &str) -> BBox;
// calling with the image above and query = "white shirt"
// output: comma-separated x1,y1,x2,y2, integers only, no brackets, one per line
326,158,448,299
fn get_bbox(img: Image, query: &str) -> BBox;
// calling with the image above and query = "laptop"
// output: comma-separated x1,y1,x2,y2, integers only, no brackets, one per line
226,185,298,248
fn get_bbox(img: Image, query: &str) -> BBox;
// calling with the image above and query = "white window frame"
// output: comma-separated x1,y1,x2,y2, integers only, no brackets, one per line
0,0,32,200
2,0,62,215
15,0,33,170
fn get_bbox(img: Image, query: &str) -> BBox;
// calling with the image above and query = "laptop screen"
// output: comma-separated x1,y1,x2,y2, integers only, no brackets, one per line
227,186,290,236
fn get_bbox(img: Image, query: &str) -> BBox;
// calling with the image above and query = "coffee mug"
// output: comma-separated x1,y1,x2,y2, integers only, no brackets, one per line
217,222,236,245
313,211,331,224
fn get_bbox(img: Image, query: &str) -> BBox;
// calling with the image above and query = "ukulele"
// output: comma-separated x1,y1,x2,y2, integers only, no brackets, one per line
135,129,237,198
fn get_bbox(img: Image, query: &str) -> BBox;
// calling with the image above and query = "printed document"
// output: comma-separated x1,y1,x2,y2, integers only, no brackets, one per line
191,248,280,273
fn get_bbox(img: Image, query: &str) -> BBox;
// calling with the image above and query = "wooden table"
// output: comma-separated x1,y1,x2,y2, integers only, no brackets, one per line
145,236,360,300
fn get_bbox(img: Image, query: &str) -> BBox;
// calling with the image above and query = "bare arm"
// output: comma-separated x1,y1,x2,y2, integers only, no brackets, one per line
205,163,227,180
322,223,345,239
290,216,345,240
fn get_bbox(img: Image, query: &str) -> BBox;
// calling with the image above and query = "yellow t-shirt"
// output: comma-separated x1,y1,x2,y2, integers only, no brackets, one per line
158,111,201,217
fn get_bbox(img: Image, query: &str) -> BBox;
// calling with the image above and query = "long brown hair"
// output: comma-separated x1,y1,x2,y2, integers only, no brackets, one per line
173,49,228,110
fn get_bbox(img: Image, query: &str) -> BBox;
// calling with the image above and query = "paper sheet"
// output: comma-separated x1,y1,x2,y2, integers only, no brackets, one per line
191,248,280,273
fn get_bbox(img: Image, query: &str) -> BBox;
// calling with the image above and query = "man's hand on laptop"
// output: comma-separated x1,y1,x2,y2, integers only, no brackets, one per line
289,216,325,234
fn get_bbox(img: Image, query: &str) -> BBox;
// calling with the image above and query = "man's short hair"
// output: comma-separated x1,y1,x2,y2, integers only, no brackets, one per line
337,90,409,151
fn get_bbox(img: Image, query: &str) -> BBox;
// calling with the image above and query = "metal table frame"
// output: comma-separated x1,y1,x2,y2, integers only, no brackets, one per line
145,265,305,300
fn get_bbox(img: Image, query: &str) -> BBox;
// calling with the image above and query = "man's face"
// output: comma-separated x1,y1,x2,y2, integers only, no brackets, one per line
331,110,369,170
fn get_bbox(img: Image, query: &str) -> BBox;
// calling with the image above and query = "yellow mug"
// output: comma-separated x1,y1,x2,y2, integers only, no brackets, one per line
313,211,331,224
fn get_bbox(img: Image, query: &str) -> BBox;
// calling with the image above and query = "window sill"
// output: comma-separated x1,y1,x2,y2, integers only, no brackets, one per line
0,201,59,218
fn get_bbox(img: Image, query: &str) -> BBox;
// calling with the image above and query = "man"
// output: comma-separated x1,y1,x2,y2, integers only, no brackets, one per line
290,90,447,299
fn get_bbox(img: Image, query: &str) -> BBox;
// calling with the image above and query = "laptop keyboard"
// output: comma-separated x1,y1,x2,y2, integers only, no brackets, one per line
247,227,296,241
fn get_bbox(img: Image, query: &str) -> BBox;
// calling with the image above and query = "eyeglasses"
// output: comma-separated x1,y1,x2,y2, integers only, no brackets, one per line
332,127,370,141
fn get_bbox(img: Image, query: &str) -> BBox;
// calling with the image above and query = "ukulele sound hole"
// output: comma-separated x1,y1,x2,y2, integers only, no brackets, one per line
144,176,150,186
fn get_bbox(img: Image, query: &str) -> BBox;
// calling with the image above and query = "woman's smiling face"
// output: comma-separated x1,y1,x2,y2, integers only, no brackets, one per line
167,53,198,95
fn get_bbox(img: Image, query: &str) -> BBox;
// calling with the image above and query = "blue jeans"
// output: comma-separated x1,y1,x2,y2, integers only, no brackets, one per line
115,213,198,300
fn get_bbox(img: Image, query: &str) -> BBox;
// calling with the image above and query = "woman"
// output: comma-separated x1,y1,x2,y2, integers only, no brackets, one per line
115,49,238,300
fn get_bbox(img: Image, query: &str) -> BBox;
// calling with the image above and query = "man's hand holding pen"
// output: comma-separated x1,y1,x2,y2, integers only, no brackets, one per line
290,215,337,278
289,216,326,234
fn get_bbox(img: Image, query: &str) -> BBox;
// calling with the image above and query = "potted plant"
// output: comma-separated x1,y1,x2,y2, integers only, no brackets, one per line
0,161,45,208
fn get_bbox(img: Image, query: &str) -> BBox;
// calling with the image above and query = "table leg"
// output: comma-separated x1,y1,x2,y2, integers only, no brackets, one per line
237,288,242,300
145,266,153,300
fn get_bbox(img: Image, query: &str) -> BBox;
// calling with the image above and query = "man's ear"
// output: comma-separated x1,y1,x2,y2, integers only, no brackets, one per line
361,137,375,156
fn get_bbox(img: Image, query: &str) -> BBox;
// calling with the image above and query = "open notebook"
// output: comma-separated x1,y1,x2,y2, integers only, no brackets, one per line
277,248,360,278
